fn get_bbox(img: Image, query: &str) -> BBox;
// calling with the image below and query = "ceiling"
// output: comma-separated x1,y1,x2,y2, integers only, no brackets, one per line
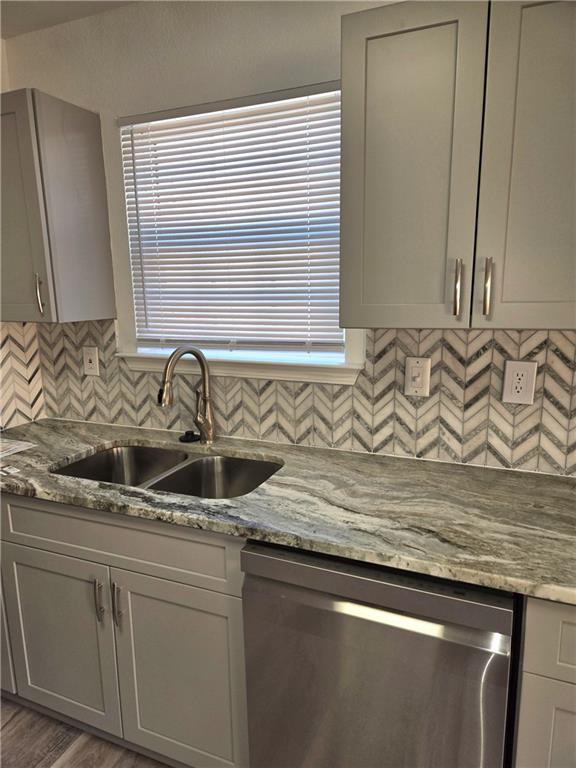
1,1,133,39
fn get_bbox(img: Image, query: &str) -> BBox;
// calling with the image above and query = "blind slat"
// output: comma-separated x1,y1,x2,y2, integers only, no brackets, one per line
122,90,343,351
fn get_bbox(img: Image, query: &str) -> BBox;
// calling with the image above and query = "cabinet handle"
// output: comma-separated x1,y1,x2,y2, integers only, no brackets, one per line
34,273,45,316
92,579,104,623
111,582,123,627
453,258,463,318
483,258,494,317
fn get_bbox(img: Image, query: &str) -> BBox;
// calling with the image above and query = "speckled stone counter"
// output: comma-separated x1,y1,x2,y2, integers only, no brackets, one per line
1,419,575,604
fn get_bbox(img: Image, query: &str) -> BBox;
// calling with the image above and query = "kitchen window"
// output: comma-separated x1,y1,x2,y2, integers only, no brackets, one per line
118,85,364,383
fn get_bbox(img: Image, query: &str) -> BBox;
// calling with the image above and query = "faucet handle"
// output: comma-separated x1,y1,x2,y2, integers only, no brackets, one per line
157,387,164,406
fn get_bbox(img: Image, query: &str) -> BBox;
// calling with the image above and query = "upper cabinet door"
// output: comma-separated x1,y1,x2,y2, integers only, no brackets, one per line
1,90,56,321
340,2,488,328
1,89,116,324
474,2,576,329
33,90,116,323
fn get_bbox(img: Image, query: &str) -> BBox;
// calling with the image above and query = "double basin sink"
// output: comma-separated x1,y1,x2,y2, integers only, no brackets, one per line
53,445,282,499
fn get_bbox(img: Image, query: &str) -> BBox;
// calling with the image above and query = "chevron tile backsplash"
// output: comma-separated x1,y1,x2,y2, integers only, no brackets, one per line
0,322,45,428
1,321,575,475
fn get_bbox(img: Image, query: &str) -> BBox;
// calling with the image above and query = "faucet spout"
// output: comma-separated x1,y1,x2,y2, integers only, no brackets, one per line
158,346,215,445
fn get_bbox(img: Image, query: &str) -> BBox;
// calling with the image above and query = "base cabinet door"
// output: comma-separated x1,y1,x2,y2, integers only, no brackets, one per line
1,542,122,735
515,672,576,768
1,585,16,694
111,568,248,768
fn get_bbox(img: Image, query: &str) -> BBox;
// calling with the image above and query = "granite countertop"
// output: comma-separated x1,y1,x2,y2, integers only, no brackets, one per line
1,418,575,604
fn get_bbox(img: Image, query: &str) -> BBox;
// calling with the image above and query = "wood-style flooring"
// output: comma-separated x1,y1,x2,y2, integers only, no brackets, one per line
1,700,169,767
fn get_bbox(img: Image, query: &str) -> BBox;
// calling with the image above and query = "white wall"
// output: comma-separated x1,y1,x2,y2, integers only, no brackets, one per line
3,1,376,342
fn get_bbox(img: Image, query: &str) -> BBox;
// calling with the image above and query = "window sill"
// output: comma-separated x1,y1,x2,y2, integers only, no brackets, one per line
118,348,364,385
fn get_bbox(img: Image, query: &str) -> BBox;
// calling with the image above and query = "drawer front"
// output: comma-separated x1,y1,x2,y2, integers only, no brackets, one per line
1,495,244,596
523,598,576,685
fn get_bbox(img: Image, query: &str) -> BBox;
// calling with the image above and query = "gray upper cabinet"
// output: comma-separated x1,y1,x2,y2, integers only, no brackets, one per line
473,1,576,329
1,89,116,323
1,542,122,735
1,90,54,322
341,1,576,330
340,2,488,328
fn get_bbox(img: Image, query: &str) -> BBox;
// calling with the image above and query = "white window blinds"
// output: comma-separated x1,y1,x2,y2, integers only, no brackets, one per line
121,90,344,354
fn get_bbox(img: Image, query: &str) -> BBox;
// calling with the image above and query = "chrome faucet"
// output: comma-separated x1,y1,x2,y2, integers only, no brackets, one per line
158,346,215,445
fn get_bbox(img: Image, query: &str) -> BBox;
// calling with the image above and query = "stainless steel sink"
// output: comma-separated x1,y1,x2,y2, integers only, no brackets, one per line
53,446,189,486
149,455,282,499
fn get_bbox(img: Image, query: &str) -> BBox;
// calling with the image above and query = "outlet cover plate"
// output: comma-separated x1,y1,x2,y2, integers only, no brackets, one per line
404,357,431,397
502,360,537,405
82,346,100,376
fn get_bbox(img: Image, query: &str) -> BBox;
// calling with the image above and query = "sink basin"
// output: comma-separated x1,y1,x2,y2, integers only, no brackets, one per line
149,455,282,499
53,446,189,486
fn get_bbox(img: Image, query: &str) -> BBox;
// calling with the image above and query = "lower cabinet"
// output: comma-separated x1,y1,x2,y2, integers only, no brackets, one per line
1,495,248,768
2,543,122,735
515,673,576,768
515,598,576,768
113,568,247,768
1,584,16,694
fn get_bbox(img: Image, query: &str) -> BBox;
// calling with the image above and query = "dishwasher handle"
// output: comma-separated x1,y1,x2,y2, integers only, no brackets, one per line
241,545,514,637
244,575,510,656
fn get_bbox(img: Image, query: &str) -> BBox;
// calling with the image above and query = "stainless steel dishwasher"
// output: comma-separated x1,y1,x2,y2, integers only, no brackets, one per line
241,544,515,768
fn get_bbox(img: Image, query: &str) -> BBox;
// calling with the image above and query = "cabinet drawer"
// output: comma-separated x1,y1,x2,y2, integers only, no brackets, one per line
1,495,244,596
523,598,576,685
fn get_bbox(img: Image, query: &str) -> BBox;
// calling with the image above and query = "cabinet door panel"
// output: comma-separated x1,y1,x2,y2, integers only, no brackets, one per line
523,598,576,685
1,585,16,694
1,543,121,735
0,90,55,321
112,568,248,768
515,673,576,768
474,2,576,328
340,2,487,328
33,90,116,322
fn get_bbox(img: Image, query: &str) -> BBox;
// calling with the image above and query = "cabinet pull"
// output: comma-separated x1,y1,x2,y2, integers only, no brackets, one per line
34,273,45,315
483,258,494,317
453,258,463,318
92,579,104,623
111,582,123,627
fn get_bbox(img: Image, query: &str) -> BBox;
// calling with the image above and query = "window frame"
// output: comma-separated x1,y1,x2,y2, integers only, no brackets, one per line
115,82,364,384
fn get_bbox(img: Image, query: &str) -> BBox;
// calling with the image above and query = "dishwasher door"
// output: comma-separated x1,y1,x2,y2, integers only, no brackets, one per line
242,545,514,768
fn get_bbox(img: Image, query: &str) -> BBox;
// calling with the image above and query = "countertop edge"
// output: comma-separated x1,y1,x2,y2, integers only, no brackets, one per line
2,481,575,607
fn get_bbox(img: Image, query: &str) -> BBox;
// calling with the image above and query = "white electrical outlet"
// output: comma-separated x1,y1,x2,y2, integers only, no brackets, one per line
502,360,537,404
82,346,100,376
404,357,431,397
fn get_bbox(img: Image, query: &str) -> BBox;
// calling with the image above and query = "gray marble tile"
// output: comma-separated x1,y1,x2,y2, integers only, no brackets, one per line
2,321,575,477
